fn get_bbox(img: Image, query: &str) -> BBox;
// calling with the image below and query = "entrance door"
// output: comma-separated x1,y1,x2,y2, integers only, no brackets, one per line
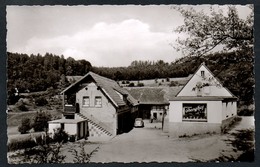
153,113,157,120
61,123,64,130
77,123,81,139
76,103,79,113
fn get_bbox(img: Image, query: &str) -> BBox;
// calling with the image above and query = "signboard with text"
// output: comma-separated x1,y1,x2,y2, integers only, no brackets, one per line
182,103,207,122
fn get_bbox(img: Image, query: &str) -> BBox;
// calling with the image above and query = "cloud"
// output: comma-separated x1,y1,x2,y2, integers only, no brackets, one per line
21,19,179,67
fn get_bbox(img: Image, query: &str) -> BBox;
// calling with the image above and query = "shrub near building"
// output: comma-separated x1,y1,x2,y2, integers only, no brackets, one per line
18,117,31,134
35,97,48,106
32,111,51,132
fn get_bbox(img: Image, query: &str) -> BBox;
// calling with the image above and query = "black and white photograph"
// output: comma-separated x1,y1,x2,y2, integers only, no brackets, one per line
6,4,255,163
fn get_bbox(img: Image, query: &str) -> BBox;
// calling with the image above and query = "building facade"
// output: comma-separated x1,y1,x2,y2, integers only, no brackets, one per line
48,72,138,141
167,63,237,137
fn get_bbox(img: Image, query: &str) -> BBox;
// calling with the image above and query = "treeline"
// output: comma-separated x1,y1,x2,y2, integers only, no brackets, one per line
7,49,254,105
92,60,191,81
7,52,92,93
92,50,254,105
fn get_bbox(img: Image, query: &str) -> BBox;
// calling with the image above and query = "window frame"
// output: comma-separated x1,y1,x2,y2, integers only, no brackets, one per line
82,96,90,107
201,70,205,77
95,96,102,107
182,103,207,122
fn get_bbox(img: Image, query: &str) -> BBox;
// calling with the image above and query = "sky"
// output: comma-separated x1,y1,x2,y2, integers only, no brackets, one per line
6,5,252,67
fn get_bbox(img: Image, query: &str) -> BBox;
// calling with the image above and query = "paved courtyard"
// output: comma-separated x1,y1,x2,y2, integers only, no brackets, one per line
89,118,255,163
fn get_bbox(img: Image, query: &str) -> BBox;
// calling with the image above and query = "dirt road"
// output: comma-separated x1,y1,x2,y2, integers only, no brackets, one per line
90,116,254,163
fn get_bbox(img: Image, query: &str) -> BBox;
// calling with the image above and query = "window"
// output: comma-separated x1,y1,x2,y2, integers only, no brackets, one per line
201,70,205,77
95,96,102,107
182,103,207,122
82,96,90,107
61,123,64,130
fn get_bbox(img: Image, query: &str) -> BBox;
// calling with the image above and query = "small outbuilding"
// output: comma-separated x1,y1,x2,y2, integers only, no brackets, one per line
127,87,169,122
167,63,237,137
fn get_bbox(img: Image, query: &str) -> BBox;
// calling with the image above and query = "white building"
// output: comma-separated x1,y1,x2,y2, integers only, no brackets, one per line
168,63,237,137
48,72,138,141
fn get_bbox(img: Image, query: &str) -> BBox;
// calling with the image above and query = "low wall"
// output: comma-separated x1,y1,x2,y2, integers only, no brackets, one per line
169,122,221,138
221,116,238,133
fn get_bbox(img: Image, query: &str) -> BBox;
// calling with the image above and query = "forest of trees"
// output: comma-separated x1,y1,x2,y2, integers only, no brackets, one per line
7,52,92,104
7,52,92,92
7,49,254,106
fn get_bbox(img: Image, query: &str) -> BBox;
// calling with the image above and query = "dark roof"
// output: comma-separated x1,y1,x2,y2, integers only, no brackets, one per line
170,96,237,101
61,72,138,107
126,87,177,105
163,86,183,100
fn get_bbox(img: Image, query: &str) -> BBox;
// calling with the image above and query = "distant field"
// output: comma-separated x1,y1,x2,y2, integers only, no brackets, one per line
120,75,192,87
7,110,62,127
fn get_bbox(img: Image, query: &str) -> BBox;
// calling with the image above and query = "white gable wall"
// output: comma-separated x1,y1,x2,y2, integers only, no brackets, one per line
76,82,117,135
177,65,233,97
167,64,238,137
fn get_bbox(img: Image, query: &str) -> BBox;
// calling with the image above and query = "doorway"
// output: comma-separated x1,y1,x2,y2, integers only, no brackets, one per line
153,113,157,120
76,103,79,113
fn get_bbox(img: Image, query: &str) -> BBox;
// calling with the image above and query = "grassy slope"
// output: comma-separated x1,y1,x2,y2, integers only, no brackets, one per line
7,110,62,127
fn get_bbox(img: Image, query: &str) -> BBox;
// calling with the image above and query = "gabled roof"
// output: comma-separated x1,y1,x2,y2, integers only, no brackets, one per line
61,72,138,107
126,87,171,105
173,62,237,100
163,86,183,100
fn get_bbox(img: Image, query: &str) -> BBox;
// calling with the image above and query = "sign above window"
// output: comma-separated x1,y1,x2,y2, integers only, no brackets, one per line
182,103,207,122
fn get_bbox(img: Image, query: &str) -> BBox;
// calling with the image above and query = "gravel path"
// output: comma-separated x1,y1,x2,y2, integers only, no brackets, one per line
90,116,254,163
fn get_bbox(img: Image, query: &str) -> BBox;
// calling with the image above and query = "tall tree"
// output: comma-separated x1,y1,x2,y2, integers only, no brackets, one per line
173,5,253,57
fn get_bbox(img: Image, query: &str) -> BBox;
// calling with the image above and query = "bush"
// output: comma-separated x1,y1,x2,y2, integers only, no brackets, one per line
35,97,48,106
23,141,65,163
18,117,31,134
69,142,99,163
8,93,20,105
137,82,144,87
17,103,28,111
169,81,179,87
128,82,135,87
53,128,69,143
238,109,254,116
69,135,76,142
32,111,51,132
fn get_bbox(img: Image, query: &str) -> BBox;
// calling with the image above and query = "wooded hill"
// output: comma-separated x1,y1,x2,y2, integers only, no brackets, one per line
7,49,254,105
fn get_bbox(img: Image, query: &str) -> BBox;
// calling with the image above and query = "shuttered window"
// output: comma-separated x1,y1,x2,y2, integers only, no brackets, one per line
82,96,90,107
95,96,102,107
